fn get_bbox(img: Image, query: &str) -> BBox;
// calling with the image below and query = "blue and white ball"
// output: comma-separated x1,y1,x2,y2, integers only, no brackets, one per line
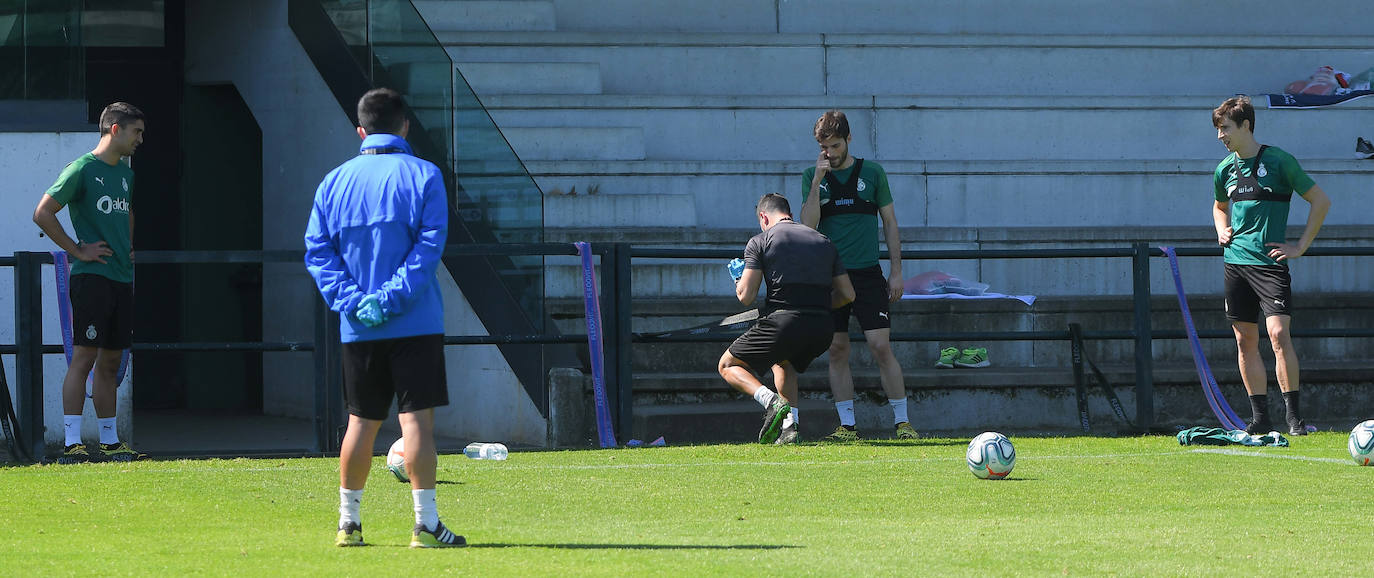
1349,420,1374,466
967,431,1015,480
386,437,409,482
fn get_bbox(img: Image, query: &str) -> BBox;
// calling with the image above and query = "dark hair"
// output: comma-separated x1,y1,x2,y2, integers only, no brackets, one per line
357,88,408,135
756,193,792,216
814,110,849,141
1212,96,1255,132
99,102,145,136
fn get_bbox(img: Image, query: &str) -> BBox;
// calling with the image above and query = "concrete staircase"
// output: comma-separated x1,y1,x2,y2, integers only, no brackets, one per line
415,0,1374,439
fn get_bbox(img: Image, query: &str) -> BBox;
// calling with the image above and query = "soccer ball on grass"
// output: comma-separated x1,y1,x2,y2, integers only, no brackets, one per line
386,437,409,482
967,431,1015,480
1349,420,1374,466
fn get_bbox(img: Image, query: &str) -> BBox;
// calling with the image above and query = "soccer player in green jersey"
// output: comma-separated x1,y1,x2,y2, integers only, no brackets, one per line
1211,96,1332,436
32,102,145,463
799,111,916,441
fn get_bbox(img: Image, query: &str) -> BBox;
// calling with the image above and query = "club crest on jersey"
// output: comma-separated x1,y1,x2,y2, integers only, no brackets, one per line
86,325,97,340
856,179,867,192
1257,164,1267,178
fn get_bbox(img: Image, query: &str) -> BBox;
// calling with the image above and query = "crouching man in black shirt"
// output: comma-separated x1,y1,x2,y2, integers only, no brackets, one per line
719,193,855,444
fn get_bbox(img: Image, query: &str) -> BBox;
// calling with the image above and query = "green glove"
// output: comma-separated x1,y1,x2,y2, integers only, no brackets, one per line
355,294,388,328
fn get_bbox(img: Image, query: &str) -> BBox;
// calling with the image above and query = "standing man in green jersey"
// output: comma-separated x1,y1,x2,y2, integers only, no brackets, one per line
799,110,916,441
1211,96,1331,436
32,102,145,463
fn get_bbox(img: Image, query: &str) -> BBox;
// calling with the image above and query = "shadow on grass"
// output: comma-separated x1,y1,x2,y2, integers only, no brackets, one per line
854,439,969,447
468,543,801,550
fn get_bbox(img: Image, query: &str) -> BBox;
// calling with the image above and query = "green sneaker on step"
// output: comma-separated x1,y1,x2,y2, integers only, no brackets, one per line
955,347,990,368
935,347,959,369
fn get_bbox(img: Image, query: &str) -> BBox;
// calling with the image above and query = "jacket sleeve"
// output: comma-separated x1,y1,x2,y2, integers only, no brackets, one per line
374,170,450,317
304,180,366,315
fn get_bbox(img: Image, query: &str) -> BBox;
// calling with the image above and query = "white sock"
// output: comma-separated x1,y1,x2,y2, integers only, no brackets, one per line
413,488,439,530
783,407,799,429
889,398,909,425
752,387,777,409
835,400,856,427
64,415,82,446
98,417,119,445
339,488,363,527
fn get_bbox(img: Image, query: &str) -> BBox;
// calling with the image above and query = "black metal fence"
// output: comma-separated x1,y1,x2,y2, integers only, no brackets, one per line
4,244,1372,458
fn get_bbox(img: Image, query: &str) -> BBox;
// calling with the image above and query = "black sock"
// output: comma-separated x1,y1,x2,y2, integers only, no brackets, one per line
841,425,856,431
1248,394,1268,424
1282,390,1302,424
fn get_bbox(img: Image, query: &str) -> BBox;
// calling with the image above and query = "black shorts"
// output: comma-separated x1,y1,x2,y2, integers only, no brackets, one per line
832,265,891,332
1224,263,1292,322
70,273,133,350
728,309,832,374
341,334,449,420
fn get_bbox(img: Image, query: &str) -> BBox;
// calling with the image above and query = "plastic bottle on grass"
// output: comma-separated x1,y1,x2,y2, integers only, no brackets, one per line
463,442,508,460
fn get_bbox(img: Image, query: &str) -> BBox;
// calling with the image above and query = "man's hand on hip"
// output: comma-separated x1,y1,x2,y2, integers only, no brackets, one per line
73,241,113,264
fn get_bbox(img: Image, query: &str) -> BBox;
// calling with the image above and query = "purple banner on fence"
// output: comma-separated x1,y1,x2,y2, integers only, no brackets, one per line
576,242,618,448
1160,246,1246,430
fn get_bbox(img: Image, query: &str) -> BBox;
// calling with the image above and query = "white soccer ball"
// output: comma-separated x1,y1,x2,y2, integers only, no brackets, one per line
1349,420,1374,466
967,431,1015,480
386,438,409,482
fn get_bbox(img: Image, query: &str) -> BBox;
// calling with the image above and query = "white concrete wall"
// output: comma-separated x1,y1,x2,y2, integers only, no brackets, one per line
0,132,134,451
185,0,358,421
184,0,540,444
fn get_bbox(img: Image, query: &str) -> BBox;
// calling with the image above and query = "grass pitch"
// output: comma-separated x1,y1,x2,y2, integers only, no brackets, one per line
1,434,1369,576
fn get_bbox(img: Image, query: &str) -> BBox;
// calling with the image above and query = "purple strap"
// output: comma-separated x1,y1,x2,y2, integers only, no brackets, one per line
1160,246,1246,430
52,252,131,397
576,242,618,448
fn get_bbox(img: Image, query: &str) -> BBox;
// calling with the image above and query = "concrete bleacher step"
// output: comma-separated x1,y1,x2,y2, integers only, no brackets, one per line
547,290,1374,373
488,0,1374,36
413,0,556,32
477,94,1374,161
496,126,645,160
442,32,1374,96
540,224,1374,300
544,193,697,227
521,159,1374,230
627,360,1374,441
457,62,602,95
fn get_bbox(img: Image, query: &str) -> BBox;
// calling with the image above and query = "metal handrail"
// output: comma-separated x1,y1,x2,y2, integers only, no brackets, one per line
6,242,1372,455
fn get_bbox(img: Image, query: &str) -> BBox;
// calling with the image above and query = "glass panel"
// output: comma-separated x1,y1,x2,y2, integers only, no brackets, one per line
318,0,369,79
0,0,23,99
0,0,82,100
449,45,545,329
369,0,451,164
364,0,545,330
81,0,163,47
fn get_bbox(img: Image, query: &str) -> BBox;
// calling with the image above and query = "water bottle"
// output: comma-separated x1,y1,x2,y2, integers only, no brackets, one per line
463,442,508,461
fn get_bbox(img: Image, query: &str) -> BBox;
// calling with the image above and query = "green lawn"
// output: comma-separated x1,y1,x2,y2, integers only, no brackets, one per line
1,434,1369,576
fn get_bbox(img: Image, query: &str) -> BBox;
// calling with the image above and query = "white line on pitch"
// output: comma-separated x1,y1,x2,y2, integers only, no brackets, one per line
1189,448,1351,464
459,451,1189,472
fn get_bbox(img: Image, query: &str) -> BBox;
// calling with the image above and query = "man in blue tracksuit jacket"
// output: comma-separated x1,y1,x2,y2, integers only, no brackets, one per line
305,88,464,548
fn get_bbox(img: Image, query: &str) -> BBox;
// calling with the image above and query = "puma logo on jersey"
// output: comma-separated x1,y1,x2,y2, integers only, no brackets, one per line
94,176,105,187
878,312,889,320
1274,299,1285,306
